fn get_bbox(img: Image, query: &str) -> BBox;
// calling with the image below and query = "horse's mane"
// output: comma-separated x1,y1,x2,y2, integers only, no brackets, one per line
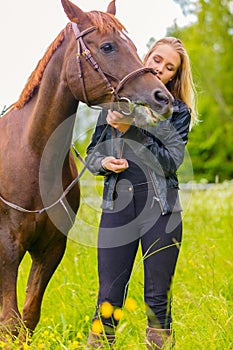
14,12,126,110
88,11,126,34
14,26,67,110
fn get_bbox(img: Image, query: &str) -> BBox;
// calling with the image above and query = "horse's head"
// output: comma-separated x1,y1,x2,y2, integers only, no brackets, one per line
61,0,174,122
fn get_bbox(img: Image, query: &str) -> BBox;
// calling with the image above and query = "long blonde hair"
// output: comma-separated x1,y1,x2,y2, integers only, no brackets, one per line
143,37,198,127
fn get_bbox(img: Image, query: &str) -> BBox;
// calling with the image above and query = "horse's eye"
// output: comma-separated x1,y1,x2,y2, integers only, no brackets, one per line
100,43,114,53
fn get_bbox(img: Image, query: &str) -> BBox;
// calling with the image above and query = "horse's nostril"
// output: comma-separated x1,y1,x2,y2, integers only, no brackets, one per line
153,89,170,105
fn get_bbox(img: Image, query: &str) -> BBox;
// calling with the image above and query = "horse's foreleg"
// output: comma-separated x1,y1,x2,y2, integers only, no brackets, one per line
0,271,20,325
21,235,67,333
0,236,24,336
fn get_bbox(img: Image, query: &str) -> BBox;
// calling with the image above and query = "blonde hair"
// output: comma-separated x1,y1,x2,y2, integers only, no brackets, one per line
143,37,198,127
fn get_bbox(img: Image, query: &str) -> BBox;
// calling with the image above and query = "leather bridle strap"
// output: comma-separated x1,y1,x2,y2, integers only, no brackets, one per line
114,67,157,96
71,22,115,105
71,22,157,108
0,25,158,217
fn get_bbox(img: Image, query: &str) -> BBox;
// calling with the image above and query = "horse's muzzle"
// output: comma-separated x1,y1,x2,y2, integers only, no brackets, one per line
152,88,174,117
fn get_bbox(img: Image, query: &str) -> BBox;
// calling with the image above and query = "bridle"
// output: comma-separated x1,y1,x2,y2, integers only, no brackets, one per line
71,22,157,113
0,22,157,219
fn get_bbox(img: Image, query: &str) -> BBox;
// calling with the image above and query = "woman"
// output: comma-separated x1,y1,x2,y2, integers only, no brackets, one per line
85,37,198,349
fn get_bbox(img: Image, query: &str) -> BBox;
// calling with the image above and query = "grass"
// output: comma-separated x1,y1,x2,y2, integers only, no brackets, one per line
1,180,233,349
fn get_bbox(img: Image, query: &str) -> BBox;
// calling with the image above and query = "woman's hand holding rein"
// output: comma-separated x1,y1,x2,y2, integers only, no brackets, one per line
106,109,133,133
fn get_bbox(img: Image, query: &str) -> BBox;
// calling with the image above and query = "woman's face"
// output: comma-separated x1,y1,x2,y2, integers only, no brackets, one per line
145,44,181,85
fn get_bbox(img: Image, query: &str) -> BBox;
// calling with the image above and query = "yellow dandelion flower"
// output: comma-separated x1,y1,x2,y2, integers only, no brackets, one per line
70,340,79,349
0,341,6,348
125,298,137,311
188,259,194,266
113,308,124,321
100,301,113,318
91,319,103,334
38,344,45,349
85,315,90,322
76,331,83,339
49,333,55,339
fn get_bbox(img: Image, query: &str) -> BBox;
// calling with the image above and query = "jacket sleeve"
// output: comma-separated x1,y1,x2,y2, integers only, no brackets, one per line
85,110,113,176
121,101,191,177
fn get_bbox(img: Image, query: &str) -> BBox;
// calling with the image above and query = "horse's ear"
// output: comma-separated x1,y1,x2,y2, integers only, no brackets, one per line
106,0,116,15
61,0,87,22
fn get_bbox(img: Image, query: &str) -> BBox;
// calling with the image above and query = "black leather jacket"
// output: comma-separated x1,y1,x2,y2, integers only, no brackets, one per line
86,99,191,215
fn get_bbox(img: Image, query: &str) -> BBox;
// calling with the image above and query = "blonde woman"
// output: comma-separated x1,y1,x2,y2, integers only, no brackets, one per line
86,37,197,349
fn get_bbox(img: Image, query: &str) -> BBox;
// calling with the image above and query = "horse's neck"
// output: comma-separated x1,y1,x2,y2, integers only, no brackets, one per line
26,37,79,155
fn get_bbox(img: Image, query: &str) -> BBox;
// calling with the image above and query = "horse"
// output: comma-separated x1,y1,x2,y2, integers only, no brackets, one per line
0,0,173,341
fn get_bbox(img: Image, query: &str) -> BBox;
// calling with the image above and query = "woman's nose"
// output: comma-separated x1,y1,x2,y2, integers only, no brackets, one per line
155,65,163,74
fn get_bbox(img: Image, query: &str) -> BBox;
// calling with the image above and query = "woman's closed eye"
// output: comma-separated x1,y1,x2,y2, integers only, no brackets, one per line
153,56,160,63
166,65,175,72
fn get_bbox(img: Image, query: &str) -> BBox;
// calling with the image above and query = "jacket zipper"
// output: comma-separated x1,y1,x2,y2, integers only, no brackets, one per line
148,168,164,212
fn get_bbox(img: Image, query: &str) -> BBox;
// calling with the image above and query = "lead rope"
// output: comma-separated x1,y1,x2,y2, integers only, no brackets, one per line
0,104,15,117
0,124,109,217
0,22,157,216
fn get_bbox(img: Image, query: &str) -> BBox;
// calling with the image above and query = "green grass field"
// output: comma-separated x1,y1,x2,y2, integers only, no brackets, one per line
1,181,233,349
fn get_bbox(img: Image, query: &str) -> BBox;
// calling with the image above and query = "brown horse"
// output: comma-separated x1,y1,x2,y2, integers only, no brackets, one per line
0,0,173,340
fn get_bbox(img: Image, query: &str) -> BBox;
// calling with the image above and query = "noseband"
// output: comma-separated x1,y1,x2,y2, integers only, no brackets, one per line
71,22,156,110
0,22,157,217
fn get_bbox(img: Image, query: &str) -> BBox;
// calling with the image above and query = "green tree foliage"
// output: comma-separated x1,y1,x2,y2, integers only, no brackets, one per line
168,0,233,182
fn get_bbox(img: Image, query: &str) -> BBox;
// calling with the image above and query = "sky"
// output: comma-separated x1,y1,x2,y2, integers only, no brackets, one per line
0,0,192,107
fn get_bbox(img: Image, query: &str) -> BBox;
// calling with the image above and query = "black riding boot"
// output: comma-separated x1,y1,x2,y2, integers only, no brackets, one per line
86,331,116,349
145,326,175,349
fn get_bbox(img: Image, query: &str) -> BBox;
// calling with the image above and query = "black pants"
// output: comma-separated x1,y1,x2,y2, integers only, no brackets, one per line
95,181,182,330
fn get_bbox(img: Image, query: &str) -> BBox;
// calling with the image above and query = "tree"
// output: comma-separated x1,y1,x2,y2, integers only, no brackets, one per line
168,0,233,182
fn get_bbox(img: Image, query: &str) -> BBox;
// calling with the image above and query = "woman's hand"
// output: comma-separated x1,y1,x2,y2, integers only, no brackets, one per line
101,156,129,173
106,109,133,133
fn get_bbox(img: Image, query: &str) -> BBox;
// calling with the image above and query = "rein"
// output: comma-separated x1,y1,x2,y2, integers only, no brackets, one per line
0,124,109,218
0,104,14,117
0,21,156,218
